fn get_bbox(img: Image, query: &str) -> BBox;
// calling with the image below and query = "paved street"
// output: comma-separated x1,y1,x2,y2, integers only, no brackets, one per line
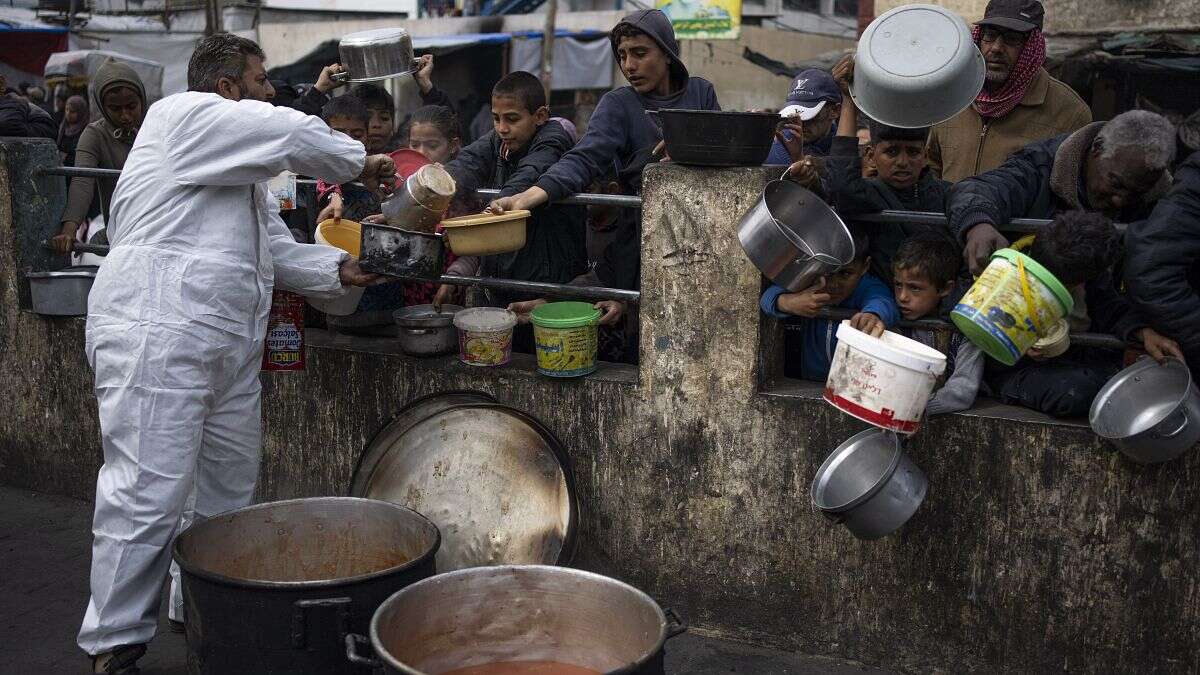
0,486,888,674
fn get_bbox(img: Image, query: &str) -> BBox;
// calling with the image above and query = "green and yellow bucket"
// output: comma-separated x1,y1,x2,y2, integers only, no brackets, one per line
531,301,601,378
951,249,1074,366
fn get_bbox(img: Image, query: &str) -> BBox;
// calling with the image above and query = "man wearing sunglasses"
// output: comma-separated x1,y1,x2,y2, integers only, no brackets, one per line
927,0,1092,183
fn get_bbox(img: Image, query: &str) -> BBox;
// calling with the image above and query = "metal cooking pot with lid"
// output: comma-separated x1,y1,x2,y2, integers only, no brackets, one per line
851,4,985,128
1090,357,1200,464
172,497,439,674
737,181,855,291
337,28,418,83
345,565,687,674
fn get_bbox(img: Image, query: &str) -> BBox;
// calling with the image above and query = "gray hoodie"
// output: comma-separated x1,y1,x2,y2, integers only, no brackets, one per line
61,59,147,227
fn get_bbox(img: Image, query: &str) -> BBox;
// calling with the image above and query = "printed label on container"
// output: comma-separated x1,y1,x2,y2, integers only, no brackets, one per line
262,291,305,372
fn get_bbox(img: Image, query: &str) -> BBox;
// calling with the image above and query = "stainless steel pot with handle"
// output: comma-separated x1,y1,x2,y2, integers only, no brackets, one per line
736,180,855,291
337,28,418,83
811,428,928,540
1090,357,1200,464
392,304,461,357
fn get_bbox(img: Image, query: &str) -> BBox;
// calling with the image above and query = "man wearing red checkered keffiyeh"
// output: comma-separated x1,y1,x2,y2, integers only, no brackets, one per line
926,0,1093,183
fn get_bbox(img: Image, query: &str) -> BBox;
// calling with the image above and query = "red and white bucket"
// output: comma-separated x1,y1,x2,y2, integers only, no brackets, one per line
262,290,306,372
824,321,946,434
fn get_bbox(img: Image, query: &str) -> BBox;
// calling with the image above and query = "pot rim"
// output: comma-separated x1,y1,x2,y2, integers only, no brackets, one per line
762,180,855,264
171,496,441,590
1090,357,1194,441
368,564,672,675
393,304,462,329
811,428,904,513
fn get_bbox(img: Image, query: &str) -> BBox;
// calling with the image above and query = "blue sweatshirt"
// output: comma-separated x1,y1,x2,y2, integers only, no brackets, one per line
760,274,900,381
763,124,836,165
534,79,720,201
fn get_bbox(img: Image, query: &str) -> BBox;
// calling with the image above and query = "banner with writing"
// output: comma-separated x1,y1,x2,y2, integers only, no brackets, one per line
656,0,741,40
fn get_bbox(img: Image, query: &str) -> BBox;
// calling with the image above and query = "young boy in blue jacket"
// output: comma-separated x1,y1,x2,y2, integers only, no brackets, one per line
486,8,720,214
760,227,900,381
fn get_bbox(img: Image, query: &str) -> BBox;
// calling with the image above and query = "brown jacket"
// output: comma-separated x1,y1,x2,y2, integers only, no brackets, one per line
927,68,1092,183
60,59,145,227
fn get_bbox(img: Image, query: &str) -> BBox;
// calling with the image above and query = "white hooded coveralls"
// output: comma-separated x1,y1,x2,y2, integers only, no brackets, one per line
78,91,366,655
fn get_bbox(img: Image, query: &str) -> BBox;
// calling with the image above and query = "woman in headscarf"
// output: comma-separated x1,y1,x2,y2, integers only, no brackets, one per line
51,59,147,255
57,95,89,167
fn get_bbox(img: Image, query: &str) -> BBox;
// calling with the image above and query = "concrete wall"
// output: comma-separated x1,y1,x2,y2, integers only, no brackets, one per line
3,138,1200,673
873,0,1200,33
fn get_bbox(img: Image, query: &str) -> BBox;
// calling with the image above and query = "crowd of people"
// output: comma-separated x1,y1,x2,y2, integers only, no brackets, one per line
765,0,1196,421
2,0,1193,671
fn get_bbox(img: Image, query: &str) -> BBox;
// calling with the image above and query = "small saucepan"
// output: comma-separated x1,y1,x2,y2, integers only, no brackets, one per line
392,305,461,357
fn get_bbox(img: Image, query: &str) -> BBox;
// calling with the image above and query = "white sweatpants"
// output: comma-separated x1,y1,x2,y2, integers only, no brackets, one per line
78,321,263,655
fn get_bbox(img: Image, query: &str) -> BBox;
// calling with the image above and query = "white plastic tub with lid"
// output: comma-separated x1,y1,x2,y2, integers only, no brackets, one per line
824,321,947,434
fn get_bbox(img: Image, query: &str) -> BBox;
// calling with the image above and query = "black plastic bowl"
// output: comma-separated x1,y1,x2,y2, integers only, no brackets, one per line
653,109,780,167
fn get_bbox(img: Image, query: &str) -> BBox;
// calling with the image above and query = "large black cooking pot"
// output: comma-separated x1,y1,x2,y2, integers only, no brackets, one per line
173,497,439,674
345,565,687,674
650,109,779,166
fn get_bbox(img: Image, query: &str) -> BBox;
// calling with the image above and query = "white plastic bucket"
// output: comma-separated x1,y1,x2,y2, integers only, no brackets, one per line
824,321,947,434
308,219,365,317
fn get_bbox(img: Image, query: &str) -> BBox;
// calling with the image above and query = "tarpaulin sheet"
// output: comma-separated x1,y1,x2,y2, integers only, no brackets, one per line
509,35,613,90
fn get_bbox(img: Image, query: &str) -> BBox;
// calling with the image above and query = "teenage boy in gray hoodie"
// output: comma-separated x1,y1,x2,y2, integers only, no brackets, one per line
487,8,720,214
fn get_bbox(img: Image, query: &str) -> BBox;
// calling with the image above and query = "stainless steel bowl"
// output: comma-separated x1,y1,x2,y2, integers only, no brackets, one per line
338,28,417,84
811,428,928,540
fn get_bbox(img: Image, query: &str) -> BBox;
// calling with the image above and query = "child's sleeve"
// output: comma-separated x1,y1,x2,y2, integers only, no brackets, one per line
445,255,480,277
760,284,790,319
315,180,342,206
857,275,901,326
446,134,496,197
534,93,628,202
825,136,886,215
499,122,575,198
926,341,984,416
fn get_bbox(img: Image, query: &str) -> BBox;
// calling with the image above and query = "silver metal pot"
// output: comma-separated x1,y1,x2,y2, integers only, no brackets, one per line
346,565,686,674
359,222,446,280
380,167,456,234
811,428,928,540
26,266,97,316
1090,357,1200,464
337,28,417,83
736,181,855,291
392,304,461,357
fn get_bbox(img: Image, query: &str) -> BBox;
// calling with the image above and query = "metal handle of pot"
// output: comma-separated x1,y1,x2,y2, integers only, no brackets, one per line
291,596,351,649
331,71,350,84
1158,410,1190,439
663,607,689,639
402,328,434,336
345,633,383,668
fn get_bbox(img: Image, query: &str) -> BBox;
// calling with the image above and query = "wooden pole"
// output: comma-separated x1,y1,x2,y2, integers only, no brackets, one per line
539,0,557,103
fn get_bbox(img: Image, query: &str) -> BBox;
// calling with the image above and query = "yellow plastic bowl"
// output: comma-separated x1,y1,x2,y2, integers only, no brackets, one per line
441,210,529,256
310,218,364,316
316,218,362,257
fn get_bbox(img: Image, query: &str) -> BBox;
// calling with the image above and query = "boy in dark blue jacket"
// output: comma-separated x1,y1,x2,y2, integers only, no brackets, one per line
760,228,901,381
487,8,720,214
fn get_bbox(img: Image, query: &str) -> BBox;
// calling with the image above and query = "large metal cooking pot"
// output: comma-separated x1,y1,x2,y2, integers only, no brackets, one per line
337,28,418,83
359,222,446,280
345,565,687,674
649,109,779,166
351,403,579,572
1090,357,1200,464
851,4,985,128
25,265,97,316
172,497,439,674
811,428,927,540
392,304,461,356
737,181,856,291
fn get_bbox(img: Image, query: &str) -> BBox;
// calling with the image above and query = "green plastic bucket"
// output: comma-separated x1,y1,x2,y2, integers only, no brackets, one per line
951,249,1074,366
531,301,601,378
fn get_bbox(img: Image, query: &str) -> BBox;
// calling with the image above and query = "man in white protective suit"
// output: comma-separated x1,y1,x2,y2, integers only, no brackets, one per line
78,33,395,674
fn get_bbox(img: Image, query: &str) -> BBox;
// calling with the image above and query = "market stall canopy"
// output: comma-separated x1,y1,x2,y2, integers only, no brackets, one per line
44,50,165,104
0,9,68,88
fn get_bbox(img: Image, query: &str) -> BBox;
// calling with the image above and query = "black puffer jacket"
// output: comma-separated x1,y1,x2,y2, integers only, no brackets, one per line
447,119,586,289
0,95,55,139
945,122,1168,241
1124,151,1200,371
